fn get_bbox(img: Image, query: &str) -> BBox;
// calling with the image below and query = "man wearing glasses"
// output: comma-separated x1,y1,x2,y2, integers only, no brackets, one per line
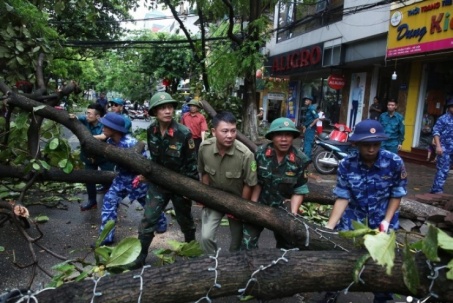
109,98,132,133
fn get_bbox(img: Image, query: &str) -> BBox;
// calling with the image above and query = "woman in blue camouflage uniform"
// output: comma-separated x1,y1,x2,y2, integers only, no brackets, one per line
98,113,149,245
430,98,453,194
325,119,407,303
242,117,311,250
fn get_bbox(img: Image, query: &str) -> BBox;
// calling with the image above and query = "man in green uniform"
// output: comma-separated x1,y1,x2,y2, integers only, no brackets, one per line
198,111,257,255
243,117,311,249
302,96,318,158
127,92,198,270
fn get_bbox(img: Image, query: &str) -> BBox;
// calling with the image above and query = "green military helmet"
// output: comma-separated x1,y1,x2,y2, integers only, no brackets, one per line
265,117,300,140
187,99,202,108
149,92,178,116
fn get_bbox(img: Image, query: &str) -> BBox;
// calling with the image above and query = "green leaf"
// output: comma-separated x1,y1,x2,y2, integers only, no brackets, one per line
5,3,14,11
167,239,184,251
52,262,75,273
409,240,423,251
352,220,369,230
34,215,49,223
75,271,89,282
96,220,115,247
447,259,453,280
32,163,40,170
179,240,203,257
353,253,370,283
422,225,440,262
95,246,113,262
438,228,453,251
220,218,229,226
58,159,68,168
0,246,4,252
33,105,46,112
39,160,51,170
32,46,41,53
106,238,140,268
16,41,24,52
16,56,25,65
402,243,420,294
364,231,396,275
49,138,60,150
339,228,373,239
63,161,74,173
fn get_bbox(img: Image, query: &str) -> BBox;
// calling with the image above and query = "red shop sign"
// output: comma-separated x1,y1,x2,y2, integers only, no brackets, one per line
327,74,345,90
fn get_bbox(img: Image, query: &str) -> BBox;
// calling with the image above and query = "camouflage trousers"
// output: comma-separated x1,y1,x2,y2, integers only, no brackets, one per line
431,152,453,193
139,184,195,237
100,173,148,243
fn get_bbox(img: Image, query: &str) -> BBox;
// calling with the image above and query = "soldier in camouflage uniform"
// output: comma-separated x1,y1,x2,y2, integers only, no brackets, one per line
430,98,453,194
325,119,407,303
127,92,198,270
97,113,148,245
242,118,311,250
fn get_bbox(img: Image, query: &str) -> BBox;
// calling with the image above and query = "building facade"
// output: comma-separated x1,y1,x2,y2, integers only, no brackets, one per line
387,0,453,154
262,0,403,137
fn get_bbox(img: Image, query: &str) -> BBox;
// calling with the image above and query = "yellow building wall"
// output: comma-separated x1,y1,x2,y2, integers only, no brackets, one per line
402,61,422,151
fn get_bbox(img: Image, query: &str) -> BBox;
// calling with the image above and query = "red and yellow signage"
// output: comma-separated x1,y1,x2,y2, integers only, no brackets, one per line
387,0,453,58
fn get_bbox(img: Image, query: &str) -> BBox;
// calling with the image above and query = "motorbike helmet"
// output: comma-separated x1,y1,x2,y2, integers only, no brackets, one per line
348,119,389,142
265,117,300,140
148,92,178,116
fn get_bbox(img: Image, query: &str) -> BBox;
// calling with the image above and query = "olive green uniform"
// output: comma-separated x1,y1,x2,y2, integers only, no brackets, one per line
198,137,257,254
243,143,310,249
139,119,198,241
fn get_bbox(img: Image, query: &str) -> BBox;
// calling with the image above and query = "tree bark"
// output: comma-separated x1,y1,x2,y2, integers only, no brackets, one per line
29,250,453,303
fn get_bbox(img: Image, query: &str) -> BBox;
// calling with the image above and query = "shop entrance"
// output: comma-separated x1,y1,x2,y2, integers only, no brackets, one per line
415,61,453,149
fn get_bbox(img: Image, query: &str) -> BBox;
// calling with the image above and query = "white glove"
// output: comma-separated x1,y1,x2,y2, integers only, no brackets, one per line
379,220,389,233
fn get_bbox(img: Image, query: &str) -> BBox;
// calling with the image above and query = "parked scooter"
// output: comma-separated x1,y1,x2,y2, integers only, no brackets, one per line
312,123,355,175
128,108,150,121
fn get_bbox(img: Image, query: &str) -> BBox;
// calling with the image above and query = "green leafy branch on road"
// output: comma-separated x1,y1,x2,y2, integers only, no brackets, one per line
49,220,204,287
340,221,453,295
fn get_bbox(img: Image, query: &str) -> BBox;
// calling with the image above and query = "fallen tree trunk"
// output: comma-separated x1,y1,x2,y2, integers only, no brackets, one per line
28,250,453,303
0,164,117,183
0,89,427,249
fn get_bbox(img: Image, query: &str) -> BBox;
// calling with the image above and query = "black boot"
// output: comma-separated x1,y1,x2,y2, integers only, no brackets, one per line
124,234,154,270
184,229,196,243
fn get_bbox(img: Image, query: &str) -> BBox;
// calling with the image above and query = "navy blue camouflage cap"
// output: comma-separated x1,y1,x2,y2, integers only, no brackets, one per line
446,98,453,107
348,119,388,142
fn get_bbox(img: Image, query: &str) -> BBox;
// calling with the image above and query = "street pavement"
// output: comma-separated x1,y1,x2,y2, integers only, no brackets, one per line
1,119,451,303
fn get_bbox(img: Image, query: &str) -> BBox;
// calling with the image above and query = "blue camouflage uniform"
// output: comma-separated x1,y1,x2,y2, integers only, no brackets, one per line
100,134,148,243
243,143,310,249
303,104,318,158
77,115,115,205
379,112,405,154
333,149,407,230
430,111,453,193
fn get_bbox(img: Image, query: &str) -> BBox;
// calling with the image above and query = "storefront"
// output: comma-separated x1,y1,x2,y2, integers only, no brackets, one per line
387,0,453,152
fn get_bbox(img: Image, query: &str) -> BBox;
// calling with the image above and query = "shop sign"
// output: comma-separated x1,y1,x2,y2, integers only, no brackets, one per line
268,92,285,100
327,74,345,90
387,0,453,58
269,44,323,75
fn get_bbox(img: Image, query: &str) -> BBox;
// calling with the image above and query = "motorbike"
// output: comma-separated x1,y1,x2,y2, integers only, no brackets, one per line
312,123,355,175
128,108,150,121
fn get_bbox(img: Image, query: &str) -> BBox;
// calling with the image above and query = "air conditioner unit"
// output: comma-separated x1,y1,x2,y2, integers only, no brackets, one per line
316,0,328,13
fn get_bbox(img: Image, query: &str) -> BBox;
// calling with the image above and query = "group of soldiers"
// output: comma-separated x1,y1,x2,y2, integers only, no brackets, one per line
76,91,453,303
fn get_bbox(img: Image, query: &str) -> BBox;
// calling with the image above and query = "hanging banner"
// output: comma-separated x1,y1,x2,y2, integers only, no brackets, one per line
286,82,297,120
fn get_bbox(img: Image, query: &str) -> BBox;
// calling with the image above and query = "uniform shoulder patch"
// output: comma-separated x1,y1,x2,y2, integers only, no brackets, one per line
188,139,195,149
251,161,257,172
